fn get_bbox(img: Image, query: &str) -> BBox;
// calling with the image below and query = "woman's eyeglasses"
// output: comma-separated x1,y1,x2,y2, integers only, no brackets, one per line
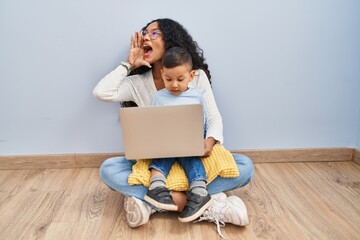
140,29,162,40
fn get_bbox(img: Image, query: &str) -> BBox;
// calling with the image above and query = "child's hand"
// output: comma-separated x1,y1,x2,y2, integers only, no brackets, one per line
127,32,151,69
203,137,216,157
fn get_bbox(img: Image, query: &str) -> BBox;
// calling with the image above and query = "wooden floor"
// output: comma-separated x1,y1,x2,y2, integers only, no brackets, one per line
0,161,359,240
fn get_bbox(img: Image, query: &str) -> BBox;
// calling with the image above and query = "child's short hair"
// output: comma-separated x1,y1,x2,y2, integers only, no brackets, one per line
162,47,193,69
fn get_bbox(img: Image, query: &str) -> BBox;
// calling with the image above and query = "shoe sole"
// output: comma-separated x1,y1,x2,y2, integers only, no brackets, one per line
237,198,249,225
178,198,213,223
144,195,178,211
124,197,144,228
229,196,249,226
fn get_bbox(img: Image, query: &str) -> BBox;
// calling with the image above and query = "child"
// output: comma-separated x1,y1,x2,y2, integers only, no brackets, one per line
144,47,212,223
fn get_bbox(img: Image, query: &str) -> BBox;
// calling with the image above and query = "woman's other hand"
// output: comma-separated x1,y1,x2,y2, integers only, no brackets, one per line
203,137,216,157
127,32,151,69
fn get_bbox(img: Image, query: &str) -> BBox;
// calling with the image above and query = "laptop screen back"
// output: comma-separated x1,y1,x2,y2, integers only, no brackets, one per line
119,104,204,160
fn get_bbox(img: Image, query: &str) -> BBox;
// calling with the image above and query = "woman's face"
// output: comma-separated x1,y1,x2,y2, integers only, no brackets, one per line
142,22,166,65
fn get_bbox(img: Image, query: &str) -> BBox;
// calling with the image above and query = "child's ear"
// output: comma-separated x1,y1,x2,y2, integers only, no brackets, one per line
189,70,196,81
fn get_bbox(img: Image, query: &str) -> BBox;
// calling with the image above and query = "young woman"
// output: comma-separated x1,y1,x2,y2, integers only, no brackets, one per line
93,18,254,229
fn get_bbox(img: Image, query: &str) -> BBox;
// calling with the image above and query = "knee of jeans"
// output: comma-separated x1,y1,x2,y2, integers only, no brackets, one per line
99,156,125,181
233,153,255,182
99,158,111,181
99,157,133,192
244,155,255,181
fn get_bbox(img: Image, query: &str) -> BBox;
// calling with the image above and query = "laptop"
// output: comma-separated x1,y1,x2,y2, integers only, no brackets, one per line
119,104,204,160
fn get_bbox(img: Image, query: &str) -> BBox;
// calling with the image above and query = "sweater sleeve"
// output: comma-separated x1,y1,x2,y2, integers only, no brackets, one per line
196,70,224,144
93,64,134,103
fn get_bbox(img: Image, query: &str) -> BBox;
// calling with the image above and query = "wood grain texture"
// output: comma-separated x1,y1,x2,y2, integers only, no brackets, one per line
353,149,360,165
0,161,359,240
233,161,360,240
0,148,354,170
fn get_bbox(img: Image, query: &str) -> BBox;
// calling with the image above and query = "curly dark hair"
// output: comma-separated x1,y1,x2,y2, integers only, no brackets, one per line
131,18,211,83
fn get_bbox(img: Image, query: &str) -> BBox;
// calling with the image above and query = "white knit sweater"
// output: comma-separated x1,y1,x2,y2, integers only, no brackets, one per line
93,64,224,143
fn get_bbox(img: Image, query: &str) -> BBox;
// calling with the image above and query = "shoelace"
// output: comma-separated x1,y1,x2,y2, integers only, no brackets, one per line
194,207,226,239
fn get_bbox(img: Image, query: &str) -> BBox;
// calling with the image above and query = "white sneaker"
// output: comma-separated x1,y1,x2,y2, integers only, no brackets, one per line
195,193,249,238
211,192,227,201
124,196,156,228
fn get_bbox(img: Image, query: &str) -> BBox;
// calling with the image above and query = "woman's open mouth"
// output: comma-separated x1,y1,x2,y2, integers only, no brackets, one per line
143,45,153,58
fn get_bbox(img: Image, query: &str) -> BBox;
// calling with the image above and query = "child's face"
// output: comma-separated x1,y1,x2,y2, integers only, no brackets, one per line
161,64,195,96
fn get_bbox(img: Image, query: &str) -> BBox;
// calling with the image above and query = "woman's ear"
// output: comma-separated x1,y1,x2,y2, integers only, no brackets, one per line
189,70,196,81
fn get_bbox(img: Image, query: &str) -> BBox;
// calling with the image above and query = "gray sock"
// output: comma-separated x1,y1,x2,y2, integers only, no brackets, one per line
149,175,166,190
190,180,208,196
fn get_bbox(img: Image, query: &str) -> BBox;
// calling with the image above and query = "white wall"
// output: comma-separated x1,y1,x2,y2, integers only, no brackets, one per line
1,0,359,155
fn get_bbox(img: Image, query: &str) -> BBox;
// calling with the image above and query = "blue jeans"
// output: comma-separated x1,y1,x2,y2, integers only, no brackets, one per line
150,157,207,185
99,153,254,200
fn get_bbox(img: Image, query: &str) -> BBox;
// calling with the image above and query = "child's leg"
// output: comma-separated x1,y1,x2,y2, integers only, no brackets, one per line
144,158,178,211
177,157,212,222
190,180,207,196
149,168,167,190
177,156,207,194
